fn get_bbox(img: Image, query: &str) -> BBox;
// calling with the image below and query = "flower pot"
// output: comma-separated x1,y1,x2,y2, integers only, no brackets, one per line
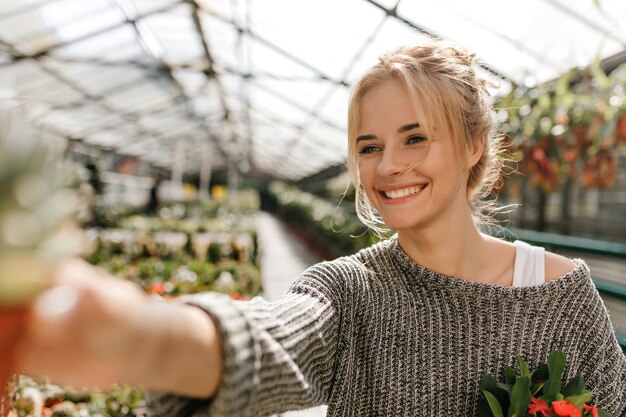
0,254,48,408
0,305,28,408
617,114,626,143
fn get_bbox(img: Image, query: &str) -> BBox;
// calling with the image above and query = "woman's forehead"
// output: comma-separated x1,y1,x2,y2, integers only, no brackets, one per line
357,81,427,131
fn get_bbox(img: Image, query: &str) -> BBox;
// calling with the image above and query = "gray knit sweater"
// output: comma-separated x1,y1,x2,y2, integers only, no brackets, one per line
147,236,626,416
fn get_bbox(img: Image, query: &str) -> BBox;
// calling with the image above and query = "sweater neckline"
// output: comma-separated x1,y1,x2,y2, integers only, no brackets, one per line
386,235,590,296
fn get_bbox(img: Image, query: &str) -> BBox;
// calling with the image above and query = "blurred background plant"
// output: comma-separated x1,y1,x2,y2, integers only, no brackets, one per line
497,60,626,233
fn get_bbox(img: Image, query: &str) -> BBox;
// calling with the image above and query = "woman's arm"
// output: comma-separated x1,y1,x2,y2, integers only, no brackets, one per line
16,257,346,416
15,259,223,398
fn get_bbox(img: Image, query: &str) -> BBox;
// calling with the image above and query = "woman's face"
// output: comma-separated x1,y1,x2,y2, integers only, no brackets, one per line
356,79,475,231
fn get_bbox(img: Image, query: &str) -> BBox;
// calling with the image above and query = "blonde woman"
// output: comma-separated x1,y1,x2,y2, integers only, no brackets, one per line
15,41,626,416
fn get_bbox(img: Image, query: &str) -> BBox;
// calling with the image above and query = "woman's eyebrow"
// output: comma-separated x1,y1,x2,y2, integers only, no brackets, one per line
357,123,421,142
398,122,420,133
356,134,376,143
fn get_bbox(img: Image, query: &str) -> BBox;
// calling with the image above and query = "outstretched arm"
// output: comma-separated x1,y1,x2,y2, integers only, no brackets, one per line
15,259,223,398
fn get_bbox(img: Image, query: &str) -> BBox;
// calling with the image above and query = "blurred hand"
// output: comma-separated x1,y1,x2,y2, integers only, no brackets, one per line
14,258,150,389
13,258,222,398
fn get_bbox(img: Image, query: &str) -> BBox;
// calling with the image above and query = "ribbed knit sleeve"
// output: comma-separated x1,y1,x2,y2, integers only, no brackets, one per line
146,261,346,417
574,284,626,415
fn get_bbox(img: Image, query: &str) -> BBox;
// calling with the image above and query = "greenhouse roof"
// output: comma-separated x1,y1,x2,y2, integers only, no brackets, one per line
1,0,625,180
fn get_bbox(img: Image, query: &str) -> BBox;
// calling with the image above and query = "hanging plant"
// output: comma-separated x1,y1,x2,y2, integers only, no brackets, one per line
497,59,626,194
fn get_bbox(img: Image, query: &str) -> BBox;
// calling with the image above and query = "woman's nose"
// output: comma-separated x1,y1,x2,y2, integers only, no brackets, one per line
376,147,405,177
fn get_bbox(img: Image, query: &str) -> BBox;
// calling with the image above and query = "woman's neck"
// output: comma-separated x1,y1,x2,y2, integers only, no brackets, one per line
396,210,490,281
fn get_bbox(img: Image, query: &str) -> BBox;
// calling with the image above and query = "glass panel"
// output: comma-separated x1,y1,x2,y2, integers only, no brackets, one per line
196,0,233,21
143,4,204,65
9,0,124,56
172,68,208,94
51,25,149,63
248,0,385,79
304,118,347,154
26,82,83,106
317,88,349,131
398,0,625,83
345,17,434,85
0,60,54,95
43,58,150,96
201,13,240,70
249,83,311,126
140,111,189,132
88,124,142,147
105,80,177,113
249,111,297,148
128,0,180,15
246,36,321,80
252,77,335,116
161,121,204,140
0,0,37,16
51,105,112,132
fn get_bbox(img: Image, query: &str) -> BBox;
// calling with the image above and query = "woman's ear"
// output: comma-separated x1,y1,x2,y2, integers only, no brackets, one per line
469,136,484,168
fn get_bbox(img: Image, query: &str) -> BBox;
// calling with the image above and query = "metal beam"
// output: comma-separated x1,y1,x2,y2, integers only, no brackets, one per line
6,2,184,61
542,0,626,48
196,6,349,88
185,0,239,159
267,14,386,167
362,0,513,82
104,0,230,162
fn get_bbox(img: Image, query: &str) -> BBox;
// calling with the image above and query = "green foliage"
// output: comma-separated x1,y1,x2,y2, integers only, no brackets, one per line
543,350,566,401
497,59,626,195
508,377,531,417
10,201,263,416
479,350,612,417
268,182,379,256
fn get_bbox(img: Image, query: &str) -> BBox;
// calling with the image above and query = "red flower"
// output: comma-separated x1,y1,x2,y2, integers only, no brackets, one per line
148,282,166,295
552,400,582,417
582,404,599,417
528,397,551,416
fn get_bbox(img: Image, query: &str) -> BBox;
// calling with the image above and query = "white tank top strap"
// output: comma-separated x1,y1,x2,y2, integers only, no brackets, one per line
512,240,545,287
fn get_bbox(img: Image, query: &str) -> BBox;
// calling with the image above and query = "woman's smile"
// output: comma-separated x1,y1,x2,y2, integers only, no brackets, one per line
377,183,428,203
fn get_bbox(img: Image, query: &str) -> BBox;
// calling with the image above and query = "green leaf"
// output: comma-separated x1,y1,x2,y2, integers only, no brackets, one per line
497,382,512,395
516,356,530,378
543,350,566,401
565,391,593,407
508,376,531,417
484,392,504,417
562,375,584,397
597,408,613,417
505,367,517,385
532,363,549,384
481,374,510,414
531,382,545,397
480,374,500,393
477,398,494,417
590,59,610,91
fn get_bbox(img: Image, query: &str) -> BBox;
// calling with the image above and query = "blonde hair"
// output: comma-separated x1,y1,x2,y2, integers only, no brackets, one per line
347,40,505,234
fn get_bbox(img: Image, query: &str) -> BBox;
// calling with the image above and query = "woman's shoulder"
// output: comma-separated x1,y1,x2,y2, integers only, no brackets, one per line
306,239,391,278
544,250,577,282
507,236,580,283
294,239,393,289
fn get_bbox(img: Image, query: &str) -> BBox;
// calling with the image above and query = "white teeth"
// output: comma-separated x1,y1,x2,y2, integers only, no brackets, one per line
383,185,424,199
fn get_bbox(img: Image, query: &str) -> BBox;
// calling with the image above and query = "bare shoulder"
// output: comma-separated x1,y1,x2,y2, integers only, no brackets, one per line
544,251,577,282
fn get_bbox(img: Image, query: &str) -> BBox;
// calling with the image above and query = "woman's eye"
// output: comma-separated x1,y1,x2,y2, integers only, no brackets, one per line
358,145,380,154
407,135,426,145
